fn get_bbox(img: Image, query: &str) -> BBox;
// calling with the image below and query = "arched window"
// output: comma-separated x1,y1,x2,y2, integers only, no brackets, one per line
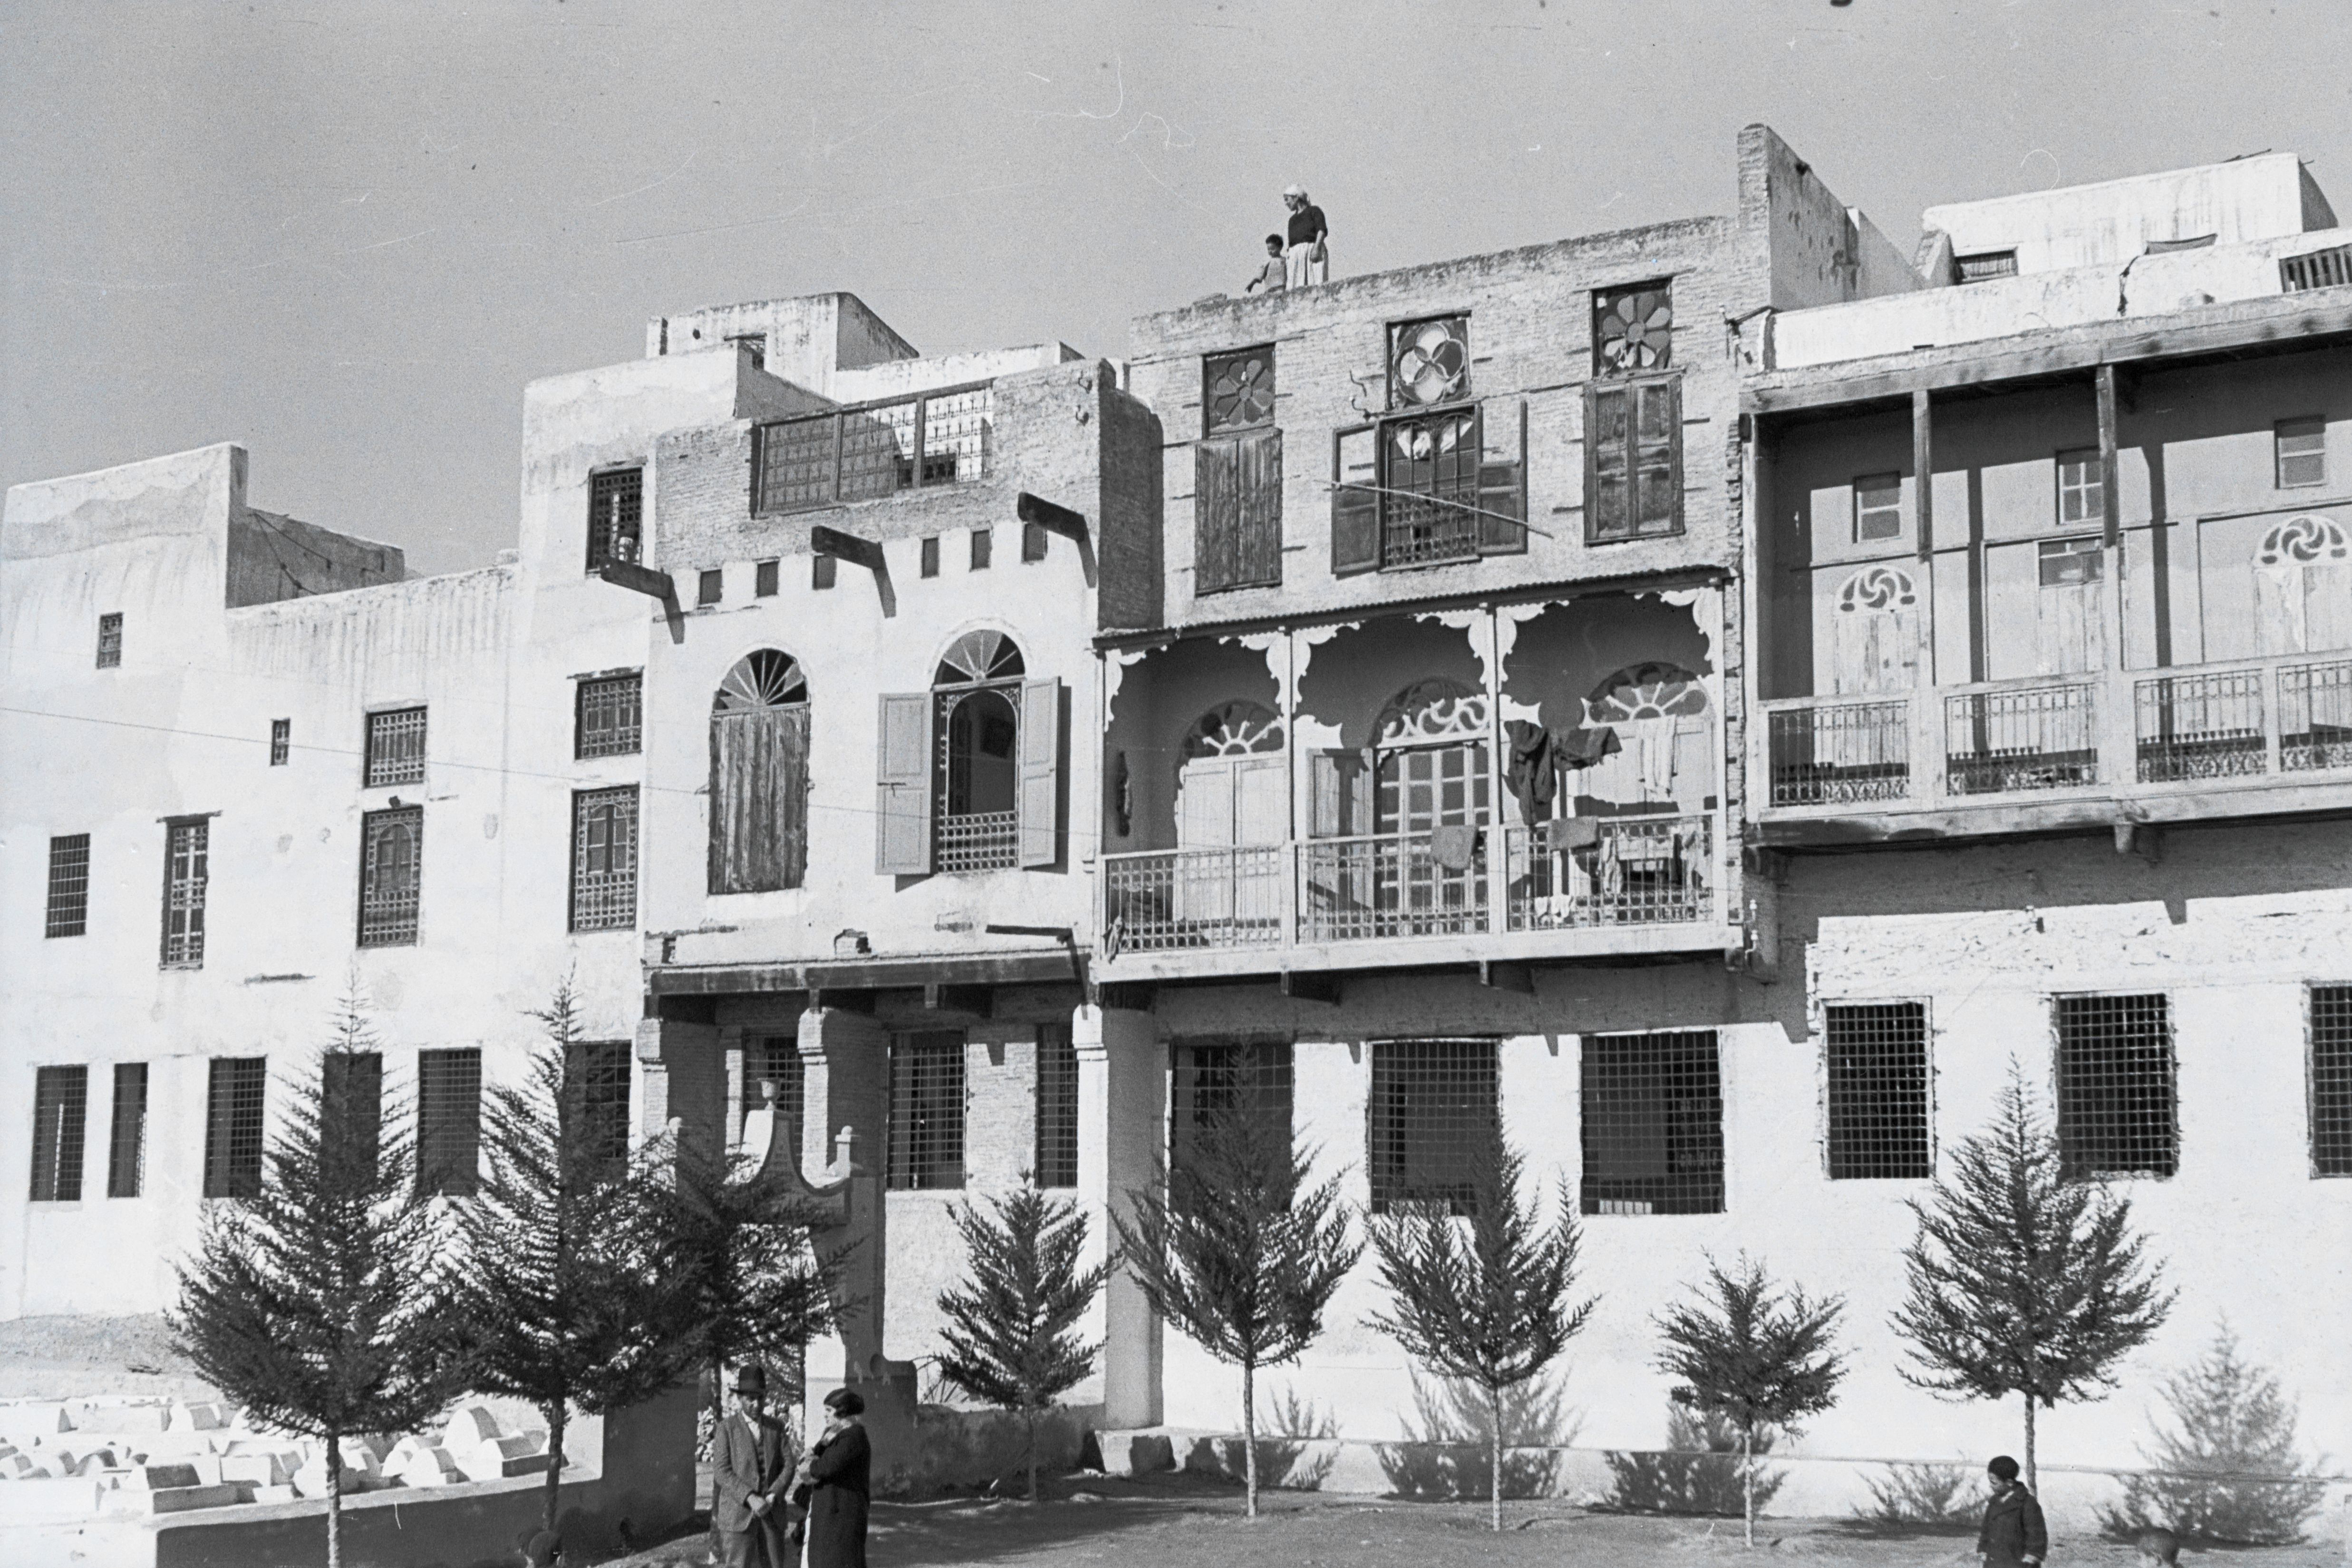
1174,701,1287,927
875,630,1064,876
710,650,810,895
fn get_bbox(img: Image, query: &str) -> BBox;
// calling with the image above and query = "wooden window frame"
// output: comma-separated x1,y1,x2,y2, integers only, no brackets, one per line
2276,416,2327,490
575,672,643,759
29,1065,87,1203
1584,376,1684,544
363,706,427,789
569,786,639,933
1853,473,1904,544
358,806,424,948
160,817,209,969
586,467,643,573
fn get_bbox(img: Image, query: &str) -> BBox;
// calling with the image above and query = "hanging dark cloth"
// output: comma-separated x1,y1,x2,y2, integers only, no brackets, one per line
1554,723,1622,770
1504,720,1556,822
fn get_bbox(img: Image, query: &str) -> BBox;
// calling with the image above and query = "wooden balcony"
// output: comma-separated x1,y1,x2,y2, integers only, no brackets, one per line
1757,650,2352,845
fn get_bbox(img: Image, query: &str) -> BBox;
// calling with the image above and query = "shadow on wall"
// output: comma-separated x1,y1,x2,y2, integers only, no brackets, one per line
1850,1461,1984,1530
1598,1404,1782,1517
1377,1371,1582,1502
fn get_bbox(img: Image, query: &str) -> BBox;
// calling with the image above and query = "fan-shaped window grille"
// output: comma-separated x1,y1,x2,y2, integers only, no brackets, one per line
1205,347,1276,436
714,649,808,712
1584,662,1708,724
1182,700,1285,759
935,629,1026,687
1388,316,1471,408
1594,282,1674,375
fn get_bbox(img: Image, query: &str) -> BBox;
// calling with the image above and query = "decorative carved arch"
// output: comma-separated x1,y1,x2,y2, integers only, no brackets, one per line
1182,699,1284,759
1373,678,1489,747
1584,662,1708,723
934,629,1026,687
713,649,808,712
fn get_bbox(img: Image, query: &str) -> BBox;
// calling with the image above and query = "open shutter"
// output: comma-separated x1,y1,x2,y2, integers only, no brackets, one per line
1477,400,1528,556
774,705,811,888
1587,385,1629,542
1237,428,1284,587
1018,676,1063,869
1634,377,1683,536
1331,426,1378,576
875,692,933,874
1194,441,1239,594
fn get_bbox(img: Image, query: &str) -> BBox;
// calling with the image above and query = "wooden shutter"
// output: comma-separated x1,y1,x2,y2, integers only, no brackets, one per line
773,706,810,888
1477,400,1527,557
1587,385,1629,542
1308,749,1374,837
710,708,810,893
1018,677,1063,869
875,692,934,874
1634,377,1683,536
1331,426,1378,576
1237,428,1283,587
1195,441,1239,594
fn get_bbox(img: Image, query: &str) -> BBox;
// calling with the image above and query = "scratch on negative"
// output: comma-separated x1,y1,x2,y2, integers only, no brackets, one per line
583,147,700,209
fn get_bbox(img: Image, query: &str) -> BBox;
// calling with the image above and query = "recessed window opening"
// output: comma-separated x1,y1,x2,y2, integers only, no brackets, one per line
96,613,123,669
969,528,992,571
920,536,941,578
2054,993,2177,1179
364,707,427,788
416,1048,482,1197
1854,473,1903,543
29,1065,87,1202
106,1063,148,1199
755,559,780,597
698,568,724,607
1034,1023,1079,1189
1824,1002,1931,1179
1956,250,2018,282
1580,1030,1724,1215
162,819,208,968
887,1032,966,1190
2277,416,2327,489
1367,1039,1498,1216
576,673,642,758
586,469,643,571
358,807,424,947
2312,985,2352,1177
933,630,1026,874
269,718,291,766
569,787,638,932
46,834,90,939
1171,1040,1293,1191
203,1057,267,1199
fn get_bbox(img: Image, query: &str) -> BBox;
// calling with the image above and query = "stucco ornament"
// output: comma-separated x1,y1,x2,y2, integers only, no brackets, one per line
1374,678,1488,745
1583,662,1708,723
2256,513,2350,566
1837,564,1918,614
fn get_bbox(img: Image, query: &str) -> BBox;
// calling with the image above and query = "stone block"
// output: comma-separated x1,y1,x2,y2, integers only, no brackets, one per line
104,1481,244,1516
127,1463,203,1491
83,1403,171,1433
392,1446,465,1489
175,1401,231,1431
220,1450,295,1488
0,1478,102,1525
455,1435,550,1483
250,1483,299,1505
1127,1432,1175,1475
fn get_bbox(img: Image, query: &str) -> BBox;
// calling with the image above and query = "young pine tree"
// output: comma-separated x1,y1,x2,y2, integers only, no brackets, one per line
1113,1111,1362,1519
934,1180,1111,1501
1892,1062,2174,1492
455,983,688,1538
171,993,464,1568
1366,1135,1597,1532
1653,1254,1847,1548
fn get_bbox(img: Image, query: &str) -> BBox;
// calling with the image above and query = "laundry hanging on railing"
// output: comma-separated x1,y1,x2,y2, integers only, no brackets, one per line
1503,719,1622,822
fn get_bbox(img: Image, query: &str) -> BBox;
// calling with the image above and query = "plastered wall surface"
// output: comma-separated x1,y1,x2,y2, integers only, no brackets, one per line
1923,153,2321,275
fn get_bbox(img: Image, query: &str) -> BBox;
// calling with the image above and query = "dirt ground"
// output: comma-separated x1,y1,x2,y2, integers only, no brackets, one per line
0,1312,221,1402
604,1470,2347,1568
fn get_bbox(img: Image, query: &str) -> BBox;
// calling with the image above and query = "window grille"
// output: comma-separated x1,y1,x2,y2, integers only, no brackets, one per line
1593,283,1673,375
203,1057,267,1199
568,1041,632,1168
1389,316,1470,407
698,569,723,607
754,383,994,513
46,834,90,939
96,612,122,669
2054,994,2177,1179
1956,250,2018,281
1171,1040,1293,1189
755,559,780,597
969,528,992,571
1580,1030,1724,1215
1379,409,1482,567
887,1033,966,1190
1824,1003,1931,1179
1854,474,1903,542
1204,347,1277,435
569,787,638,932
29,1065,87,1202
161,819,208,968
576,673,642,758
358,807,424,947
106,1063,147,1199
1035,1023,1079,1189
2056,449,2102,528
2308,986,2352,1177
1367,1039,1498,1215
745,1036,804,1149
586,468,642,571
2280,243,2352,291
269,718,290,766
417,1047,483,1197
2276,416,2326,488
364,707,426,788
935,683,1022,874
812,554,837,590
322,1050,383,1180
920,536,940,578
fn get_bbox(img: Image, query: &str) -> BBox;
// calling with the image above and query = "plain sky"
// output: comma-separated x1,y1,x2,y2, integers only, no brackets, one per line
6,0,2350,577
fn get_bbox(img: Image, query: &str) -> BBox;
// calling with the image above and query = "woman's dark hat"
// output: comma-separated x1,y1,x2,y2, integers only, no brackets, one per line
733,1365,767,1396
823,1386,865,1415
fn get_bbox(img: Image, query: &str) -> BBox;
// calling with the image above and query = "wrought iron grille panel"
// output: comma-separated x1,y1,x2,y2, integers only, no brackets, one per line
107,1063,148,1199
2282,243,2352,291
2311,986,2352,1177
1103,847,1284,952
1034,1023,1080,1189
1824,1003,1931,1180
568,1041,632,1169
2136,670,2265,782
1300,832,1489,942
364,707,427,787
359,807,424,947
29,1065,87,1202
96,612,122,669
937,811,1019,874
1367,1039,1498,1216
569,787,639,932
1378,410,1481,567
203,1057,267,1200
1580,1031,1724,1216
577,673,643,758
417,1047,483,1197
2281,658,2352,771
1505,817,1710,930
745,1036,805,1152
888,1033,966,1190
162,820,208,968
1204,347,1277,436
1944,683,2098,794
2054,994,2177,1179
270,718,290,766
1171,1041,1294,1188
1767,703,1910,806
45,834,90,938
587,468,643,570
756,384,994,513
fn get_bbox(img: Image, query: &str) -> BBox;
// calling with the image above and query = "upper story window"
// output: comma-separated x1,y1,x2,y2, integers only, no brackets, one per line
2054,993,2176,1180
359,806,424,947
1197,346,1282,594
2057,447,2102,528
875,630,1061,876
96,613,123,669
576,672,642,758
754,384,995,513
570,786,639,932
1332,319,1524,574
364,707,426,788
1593,283,1673,376
726,333,767,371
1588,282,1681,544
2039,536,2103,586
1955,250,2019,282
586,468,642,571
710,650,810,895
269,719,291,766
2277,416,2327,488
46,834,90,939
162,819,208,968
1854,474,1903,543
1389,317,1470,408
697,569,723,607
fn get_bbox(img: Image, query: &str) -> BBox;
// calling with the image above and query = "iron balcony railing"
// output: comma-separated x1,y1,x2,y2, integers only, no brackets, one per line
1101,845,1285,952
1503,817,1712,931
1766,700,1910,806
753,381,994,513
1299,831,1488,943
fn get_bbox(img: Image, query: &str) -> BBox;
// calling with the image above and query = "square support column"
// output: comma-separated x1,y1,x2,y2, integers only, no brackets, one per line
1074,1002,1163,1429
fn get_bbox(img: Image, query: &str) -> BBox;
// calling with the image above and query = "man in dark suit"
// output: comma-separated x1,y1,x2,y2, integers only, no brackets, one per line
1977,1453,2049,1568
711,1365,787,1568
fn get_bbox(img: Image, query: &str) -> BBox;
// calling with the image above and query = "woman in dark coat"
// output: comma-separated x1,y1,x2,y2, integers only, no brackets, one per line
796,1386,871,1568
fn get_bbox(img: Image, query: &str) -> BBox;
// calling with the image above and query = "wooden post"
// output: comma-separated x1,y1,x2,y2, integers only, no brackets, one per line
2097,365,2132,779
1481,605,1509,934
1911,389,1943,800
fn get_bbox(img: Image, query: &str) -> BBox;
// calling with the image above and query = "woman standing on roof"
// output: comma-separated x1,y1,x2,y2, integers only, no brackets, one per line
1282,184,1329,286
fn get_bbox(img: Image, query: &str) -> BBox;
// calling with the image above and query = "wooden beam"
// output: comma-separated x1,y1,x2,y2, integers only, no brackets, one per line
807,524,885,574
597,561,678,605
922,983,992,1020
1279,970,1342,1006
1017,491,1090,543
2096,365,2121,551
1479,960,1534,996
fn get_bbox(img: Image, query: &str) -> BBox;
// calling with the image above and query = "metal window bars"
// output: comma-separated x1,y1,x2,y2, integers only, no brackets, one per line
107,1063,148,1199
1823,1003,1932,1180
587,468,643,570
2310,986,2352,1178
887,1033,966,1190
96,612,122,669
162,820,208,968
1767,702,1910,806
2281,243,2352,291
936,811,1019,874
358,807,424,947
569,787,639,932
576,674,643,758
46,834,90,939
755,382,995,513
203,1057,267,1199
1367,1039,1499,1216
2054,994,2177,1180
568,1041,633,1168
1171,1041,1294,1187
416,1048,483,1197
1505,817,1710,931
1944,682,2098,795
2282,658,2352,772
2136,669,2265,782
364,707,427,788
1034,1023,1080,1189
1580,1030,1725,1216
29,1065,87,1203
